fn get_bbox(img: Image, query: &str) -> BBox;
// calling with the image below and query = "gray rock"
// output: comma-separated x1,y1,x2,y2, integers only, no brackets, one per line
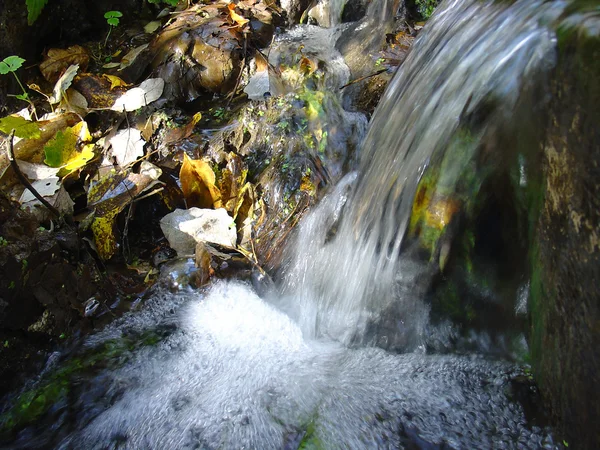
160,208,237,256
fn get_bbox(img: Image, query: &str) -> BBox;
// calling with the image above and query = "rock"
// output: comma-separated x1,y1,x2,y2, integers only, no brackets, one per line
159,208,237,256
529,12,600,450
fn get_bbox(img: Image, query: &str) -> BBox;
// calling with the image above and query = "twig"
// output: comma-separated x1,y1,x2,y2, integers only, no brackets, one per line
6,130,61,219
226,37,248,108
339,69,388,90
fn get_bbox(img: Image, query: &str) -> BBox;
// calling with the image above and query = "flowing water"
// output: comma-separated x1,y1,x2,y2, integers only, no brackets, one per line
1,0,570,448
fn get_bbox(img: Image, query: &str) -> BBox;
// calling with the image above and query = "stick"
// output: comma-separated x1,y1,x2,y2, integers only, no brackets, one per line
6,130,61,219
339,69,388,91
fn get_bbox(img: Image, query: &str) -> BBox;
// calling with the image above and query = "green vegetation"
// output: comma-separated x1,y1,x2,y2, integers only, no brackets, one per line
25,0,49,25
0,56,35,111
415,0,439,20
104,10,123,47
148,0,181,6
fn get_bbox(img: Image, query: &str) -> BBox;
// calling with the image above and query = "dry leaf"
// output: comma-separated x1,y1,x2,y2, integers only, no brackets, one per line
102,74,130,90
48,64,79,104
60,88,89,116
111,78,164,112
162,112,202,145
40,45,89,82
109,128,145,167
118,44,149,71
72,73,127,109
180,154,222,209
0,113,80,177
16,160,60,180
144,21,162,34
227,3,249,27
19,176,60,203
89,164,163,260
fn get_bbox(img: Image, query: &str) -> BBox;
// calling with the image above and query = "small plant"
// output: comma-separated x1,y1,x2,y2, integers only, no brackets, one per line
104,11,123,47
415,0,438,20
148,0,181,6
0,56,36,112
0,236,8,246
25,0,49,25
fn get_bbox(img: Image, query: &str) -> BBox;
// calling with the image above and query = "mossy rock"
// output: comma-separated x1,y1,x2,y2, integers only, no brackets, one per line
529,11,600,449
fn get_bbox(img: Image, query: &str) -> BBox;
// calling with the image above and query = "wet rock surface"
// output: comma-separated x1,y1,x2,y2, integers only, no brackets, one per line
530,12,600,449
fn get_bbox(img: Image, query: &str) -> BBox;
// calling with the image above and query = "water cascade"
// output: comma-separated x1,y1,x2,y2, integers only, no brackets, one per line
0,0,571,448
278,0,561,351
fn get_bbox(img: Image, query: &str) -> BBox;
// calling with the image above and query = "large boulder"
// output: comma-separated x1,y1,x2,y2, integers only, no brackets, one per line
529,9,600,449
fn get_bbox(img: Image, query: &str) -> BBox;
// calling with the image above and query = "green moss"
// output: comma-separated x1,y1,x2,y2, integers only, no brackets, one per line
0,330,167,436
298,419,324,450
414,0,439,20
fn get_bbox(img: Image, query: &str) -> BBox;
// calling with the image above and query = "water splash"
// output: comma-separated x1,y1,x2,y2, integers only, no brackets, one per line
6,281,556,449
278,0,563,350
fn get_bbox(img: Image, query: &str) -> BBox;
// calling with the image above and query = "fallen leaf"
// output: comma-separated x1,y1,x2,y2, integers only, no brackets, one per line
118,44,149,71
102,62,121,69
102,74,129,90
109,128,145,166
180,153,222,209
21,184,74,222
43,128,79,167
16,160,60,180
111,78,164,112
40,45,89,82
88,165,163,260
162,112,202,145
64,144,94,172
43,121,94,173
227,3,249,27
233,182,255,247
48,64,79,104
0,115,41,139
72,73,126,109
60,88,89,115
144,21,162,34
19,176,60,203
0,113,80,176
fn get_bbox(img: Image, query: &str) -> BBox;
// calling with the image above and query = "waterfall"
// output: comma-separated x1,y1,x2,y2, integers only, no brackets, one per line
1,1,572,448
278,0,562,350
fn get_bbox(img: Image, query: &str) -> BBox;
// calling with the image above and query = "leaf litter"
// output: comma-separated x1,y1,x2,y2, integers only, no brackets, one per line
0,0,376,296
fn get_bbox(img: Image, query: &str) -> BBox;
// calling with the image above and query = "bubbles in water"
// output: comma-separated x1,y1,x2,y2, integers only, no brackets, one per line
36,281,556,449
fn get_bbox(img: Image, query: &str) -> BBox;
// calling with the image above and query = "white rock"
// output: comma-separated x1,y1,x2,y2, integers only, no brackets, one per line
160,208,237,256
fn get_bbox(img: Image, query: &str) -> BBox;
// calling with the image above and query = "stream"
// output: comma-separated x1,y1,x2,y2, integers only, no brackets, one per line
1,0,569,448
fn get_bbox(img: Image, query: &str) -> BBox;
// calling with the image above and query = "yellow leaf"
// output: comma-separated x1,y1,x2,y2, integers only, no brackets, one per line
71,120,92,142
64,143,94,172
228,3,249,27
91,210,119,260
180,154,222,209
102,74,130,90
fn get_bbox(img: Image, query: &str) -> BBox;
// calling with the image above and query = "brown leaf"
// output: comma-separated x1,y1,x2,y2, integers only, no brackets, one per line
71,73,127,109
180,154,222,209
162,112,202,145
194,241,214,286
40,46,89,83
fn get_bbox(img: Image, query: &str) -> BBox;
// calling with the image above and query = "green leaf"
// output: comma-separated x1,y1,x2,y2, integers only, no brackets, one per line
26,0,49,25
107,18,120,27
44,129,79,168
0,115,41,139
0,56,25,74
104,11,123,19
